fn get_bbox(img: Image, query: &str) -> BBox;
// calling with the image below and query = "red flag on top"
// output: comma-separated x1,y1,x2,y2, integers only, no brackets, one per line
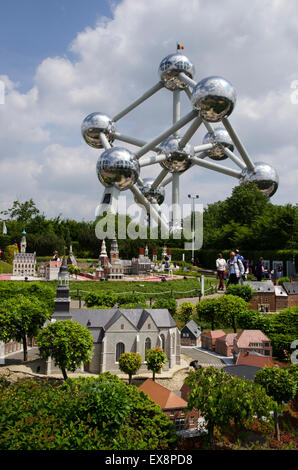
177,43,184,50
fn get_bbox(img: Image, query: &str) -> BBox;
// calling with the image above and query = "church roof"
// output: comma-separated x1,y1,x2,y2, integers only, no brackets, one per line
70,308,177,341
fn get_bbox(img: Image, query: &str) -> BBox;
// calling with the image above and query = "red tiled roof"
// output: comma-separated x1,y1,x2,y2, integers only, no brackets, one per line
216,333,237,346
139,379,187,410
236,352,274,368
235,330,270,348
202,330,226,339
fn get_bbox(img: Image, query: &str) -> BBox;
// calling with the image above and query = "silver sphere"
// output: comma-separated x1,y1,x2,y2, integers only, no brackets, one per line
158,53,195,91
191,76,236,122
82,112,116,149
96,147,140,191
202,127,234,161
240,162,279,197
138,178,165,205
158,136,193,173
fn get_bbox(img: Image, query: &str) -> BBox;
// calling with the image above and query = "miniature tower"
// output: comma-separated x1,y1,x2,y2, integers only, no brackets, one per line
110,236,119,264
145,245,149,257
99,239,109,266
52,257,71,320
20,230,27,253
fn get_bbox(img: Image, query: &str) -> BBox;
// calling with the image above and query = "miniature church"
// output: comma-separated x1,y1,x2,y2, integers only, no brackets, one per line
41,258,181,376
12,230,36,277
96,237,124,280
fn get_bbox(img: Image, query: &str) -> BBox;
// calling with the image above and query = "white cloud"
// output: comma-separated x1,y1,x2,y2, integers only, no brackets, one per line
0,0,297,221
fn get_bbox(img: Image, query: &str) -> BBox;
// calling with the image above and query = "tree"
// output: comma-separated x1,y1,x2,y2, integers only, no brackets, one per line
68,265,80,278
195,298,220,330
216,294,248,333
1,199,40,224
175,302,195,326
255,367,297,440
145,348,167,381
0,295,51,361
118,352,142,385
36,320,94,380
3,245,18,264
185,367,276,444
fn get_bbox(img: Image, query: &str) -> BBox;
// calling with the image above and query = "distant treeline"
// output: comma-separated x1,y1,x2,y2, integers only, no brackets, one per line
0,183,297,265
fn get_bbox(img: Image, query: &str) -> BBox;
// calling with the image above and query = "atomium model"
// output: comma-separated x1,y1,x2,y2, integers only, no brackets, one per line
82,48,279,231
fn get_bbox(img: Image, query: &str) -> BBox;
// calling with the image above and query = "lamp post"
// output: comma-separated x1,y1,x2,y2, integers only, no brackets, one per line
188,194,199,265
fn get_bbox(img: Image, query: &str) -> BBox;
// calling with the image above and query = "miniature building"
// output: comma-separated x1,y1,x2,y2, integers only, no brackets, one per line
180,320,201,346
245,280,298,312
67,245,78,266
201,330,226,351
232,330,272,363
236,351,275,368
97,238,124,280
131,246,152,275
215,333,237,356
12,231,36,277
43,264,181,375
139,379,199,432
38,260,62,280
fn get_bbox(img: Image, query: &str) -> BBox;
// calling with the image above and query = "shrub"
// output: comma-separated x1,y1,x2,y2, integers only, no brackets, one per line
152,298,177,316
278,277,291,285
176,302,196,326
118,352,142,384
84,291,116,308
225,284,254,302
0,374,177,450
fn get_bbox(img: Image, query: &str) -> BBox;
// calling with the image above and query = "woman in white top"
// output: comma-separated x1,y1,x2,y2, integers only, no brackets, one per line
216,252,227,291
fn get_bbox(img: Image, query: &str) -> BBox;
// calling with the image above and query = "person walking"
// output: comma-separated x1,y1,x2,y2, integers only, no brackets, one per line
216,252,227,291
255,257,265,282
235,249,247,284
227,251,244,286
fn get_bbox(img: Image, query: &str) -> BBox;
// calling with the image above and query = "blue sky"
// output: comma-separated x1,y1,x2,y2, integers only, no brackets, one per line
0,0,297,220
0,0,114,91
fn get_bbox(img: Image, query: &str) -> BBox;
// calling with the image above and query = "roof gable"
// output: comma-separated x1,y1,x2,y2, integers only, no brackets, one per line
139,379,187,409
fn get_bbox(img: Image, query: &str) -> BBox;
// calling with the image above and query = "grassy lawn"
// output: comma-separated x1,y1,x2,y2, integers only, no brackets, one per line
0,277,217,300
0,261,12,274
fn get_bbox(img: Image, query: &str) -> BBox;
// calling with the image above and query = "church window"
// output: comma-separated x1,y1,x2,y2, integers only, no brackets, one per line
145,337,151,351
116,342,125,362
160,334,165,351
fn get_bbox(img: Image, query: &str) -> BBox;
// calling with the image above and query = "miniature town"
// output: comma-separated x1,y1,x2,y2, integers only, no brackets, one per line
0,1,298,454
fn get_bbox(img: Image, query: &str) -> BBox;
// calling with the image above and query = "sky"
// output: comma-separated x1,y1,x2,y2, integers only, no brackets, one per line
0,0,297,222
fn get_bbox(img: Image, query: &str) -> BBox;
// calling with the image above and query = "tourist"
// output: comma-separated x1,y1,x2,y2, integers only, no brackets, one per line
255,257,265,281
235,249,247,284
227,251,244,285
216,252,227,291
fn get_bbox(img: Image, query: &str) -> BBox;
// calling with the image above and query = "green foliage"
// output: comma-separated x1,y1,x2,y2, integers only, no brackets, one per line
236,309,272,334
145,347,167,381
270,334,297,361
68,265,80,277
0,374,177,450
185,367,276,443
0,282,55,310
278,277,291,285
0,295,52,360
216,294,248,333
1,199,40,224
255,367,297,406
3,245,18,264
174,302,195,327
0,261,12,274
152,297,178,316
116,293,146,306
195,297,220,330
225,284,254,302
36,320,94,379
84,291,117,308
118,352,142,384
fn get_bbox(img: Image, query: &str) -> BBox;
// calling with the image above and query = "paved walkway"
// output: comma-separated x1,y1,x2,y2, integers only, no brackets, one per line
181,346,225,367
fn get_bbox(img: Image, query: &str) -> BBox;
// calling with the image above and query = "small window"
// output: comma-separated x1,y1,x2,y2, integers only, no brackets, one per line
148,323,151,329
189,416,195,426
121,324,124,330
116,342,125,362
145,337,151,351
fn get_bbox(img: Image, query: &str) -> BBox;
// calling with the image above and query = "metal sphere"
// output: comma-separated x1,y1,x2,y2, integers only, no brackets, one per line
202,127,234,161
81,112,116,149
158,53,195,91
240,161,279,197
191,76,236,122
96,147,140,191
138,178,165,205
158,136,193,173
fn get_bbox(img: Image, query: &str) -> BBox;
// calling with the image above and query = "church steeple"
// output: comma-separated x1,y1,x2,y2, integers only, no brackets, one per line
110,236,119,263
99,239,108,266
21,230,27,253
53,257,71,320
